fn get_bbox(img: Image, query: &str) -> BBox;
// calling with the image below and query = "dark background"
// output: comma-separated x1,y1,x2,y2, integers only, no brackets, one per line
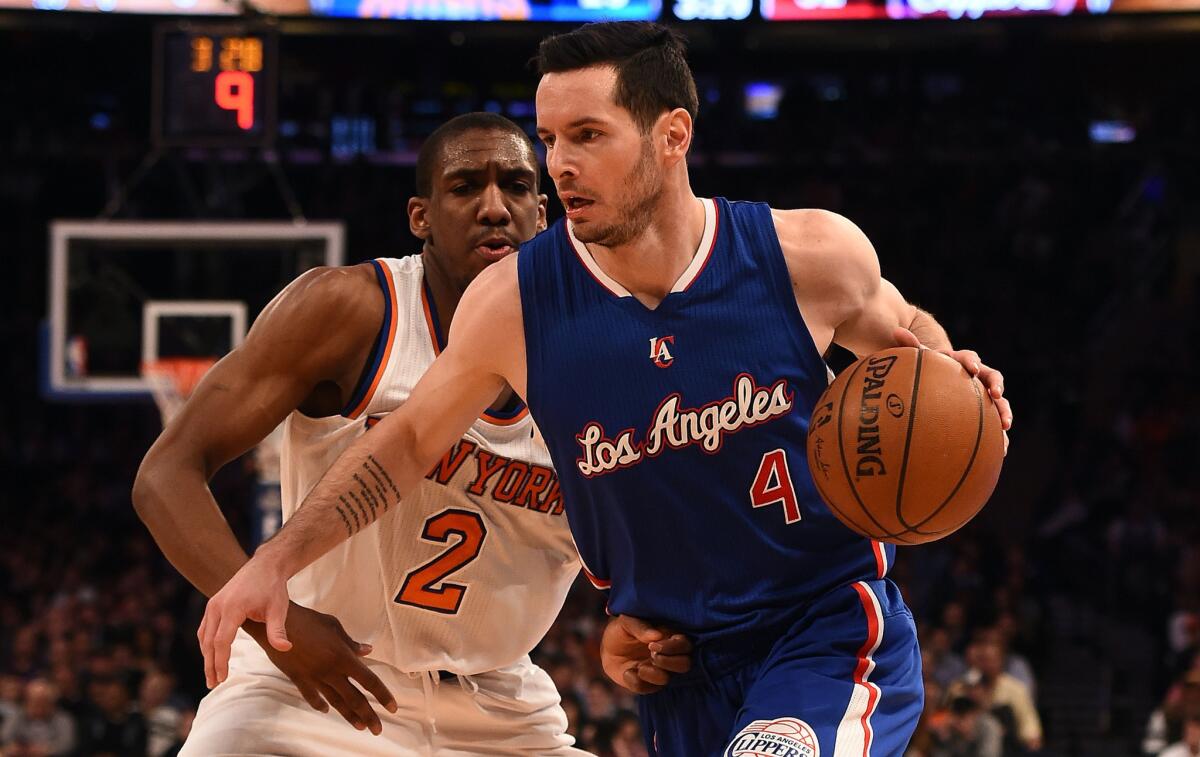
1,10,1198,756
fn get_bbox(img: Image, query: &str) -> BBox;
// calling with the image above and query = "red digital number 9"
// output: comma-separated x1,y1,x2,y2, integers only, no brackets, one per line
214,71,255,130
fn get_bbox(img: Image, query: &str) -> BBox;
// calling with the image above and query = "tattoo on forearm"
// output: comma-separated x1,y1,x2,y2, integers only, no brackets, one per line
352,473,379,520
347,490,371,525
337,495,361,535
366,455,400,504
334,503,355,538
333,455,402,538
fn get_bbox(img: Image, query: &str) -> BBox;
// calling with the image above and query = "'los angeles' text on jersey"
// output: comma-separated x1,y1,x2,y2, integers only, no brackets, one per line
576,374,795,477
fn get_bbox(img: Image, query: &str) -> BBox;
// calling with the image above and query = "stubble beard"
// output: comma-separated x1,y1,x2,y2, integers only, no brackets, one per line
571,138,663,249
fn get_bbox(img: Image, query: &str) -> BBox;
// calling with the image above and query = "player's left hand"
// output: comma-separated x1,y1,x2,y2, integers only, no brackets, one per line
600,615,693,694
893,327,1012,454
199,553,293,689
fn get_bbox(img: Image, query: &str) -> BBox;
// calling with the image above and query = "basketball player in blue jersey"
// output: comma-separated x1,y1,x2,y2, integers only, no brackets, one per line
199,25,1013,757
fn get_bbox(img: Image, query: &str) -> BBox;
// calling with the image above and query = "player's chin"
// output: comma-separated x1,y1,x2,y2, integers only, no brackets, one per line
571,220,614,245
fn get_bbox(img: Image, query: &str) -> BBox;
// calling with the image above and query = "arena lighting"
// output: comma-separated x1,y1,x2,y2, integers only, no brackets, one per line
1089,120,1136,144
895,0,1074,19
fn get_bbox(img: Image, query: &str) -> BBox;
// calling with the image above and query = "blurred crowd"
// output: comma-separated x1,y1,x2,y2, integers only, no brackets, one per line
2,19,1199,757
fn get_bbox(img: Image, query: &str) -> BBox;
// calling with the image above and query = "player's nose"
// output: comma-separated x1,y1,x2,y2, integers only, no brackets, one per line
546,142,576,182
477,183,512,226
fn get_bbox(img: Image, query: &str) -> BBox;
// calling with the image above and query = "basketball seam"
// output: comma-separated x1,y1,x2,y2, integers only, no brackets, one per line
893,348,924,530
810,395,877,541
836,356,917,545
907,373,988,534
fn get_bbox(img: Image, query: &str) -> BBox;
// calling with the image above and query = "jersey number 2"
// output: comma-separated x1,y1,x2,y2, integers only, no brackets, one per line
750,449,801,524
395,509,487,614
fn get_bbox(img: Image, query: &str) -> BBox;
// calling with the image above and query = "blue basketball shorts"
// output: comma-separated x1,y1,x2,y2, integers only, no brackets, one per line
637,579,923,757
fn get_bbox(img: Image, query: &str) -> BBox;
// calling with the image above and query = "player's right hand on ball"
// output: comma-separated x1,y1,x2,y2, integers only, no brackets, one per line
246,603,398,735
601,615,693,695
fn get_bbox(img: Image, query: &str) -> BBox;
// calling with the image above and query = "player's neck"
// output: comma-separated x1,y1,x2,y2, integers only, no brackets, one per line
420,249,462,346
587,185,705,310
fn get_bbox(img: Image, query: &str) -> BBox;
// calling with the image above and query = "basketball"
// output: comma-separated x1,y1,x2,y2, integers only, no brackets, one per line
806,347,1004,545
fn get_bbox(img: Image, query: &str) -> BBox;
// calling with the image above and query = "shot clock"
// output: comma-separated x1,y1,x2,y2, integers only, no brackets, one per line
153,25,278,147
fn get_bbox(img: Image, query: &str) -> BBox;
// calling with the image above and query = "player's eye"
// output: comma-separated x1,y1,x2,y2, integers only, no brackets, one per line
580,129,600,142
451,184,472,195
510,181,531,193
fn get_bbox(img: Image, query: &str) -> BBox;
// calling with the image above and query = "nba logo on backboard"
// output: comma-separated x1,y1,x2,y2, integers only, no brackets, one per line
649,336,675,368
725,718,819,757
65,335,88,378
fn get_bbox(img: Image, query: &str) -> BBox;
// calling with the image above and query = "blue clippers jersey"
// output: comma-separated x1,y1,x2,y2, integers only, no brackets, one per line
518,198,892,647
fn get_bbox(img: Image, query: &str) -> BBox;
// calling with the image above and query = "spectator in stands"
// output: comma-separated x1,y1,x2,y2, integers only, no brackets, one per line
1159,714,1200,757
978,625,1037,703
560,691,585,742
139,669,182,757
906,677,948,757
1145,671,1200,755
585,676,619,725
78,674,147,757
0,678,75,756
0,675,22,737
610,710,648,757
931,695,1004,757
925,626,967,689
157,709,194,757
951,640,1042,753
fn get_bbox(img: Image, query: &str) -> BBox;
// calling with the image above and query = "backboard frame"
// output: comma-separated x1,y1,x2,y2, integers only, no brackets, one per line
45,220,344,401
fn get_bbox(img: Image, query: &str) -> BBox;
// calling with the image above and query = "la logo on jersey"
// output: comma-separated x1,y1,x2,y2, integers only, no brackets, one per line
649,336,675,368
725,718,819,757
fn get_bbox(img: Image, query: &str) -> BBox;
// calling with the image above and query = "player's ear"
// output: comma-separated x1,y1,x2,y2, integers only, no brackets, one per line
536,193,549,233
662,108,692,165
408,196,432,240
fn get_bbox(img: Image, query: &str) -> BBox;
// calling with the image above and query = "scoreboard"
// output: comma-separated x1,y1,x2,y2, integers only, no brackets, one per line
153,26,278,147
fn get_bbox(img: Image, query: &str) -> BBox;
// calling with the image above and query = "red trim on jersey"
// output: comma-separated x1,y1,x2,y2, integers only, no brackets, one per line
872,540,887,579
347,262,399,420
851,581,884,756
564,224,627,298
671,198,720,293
582,565,612,590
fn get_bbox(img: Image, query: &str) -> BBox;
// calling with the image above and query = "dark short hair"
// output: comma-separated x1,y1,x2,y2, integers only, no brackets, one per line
415,112,538,197
950,696,980,716
533,22,699,133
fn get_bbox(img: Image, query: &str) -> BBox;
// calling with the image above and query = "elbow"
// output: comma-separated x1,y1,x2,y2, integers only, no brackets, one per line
131,453,164,524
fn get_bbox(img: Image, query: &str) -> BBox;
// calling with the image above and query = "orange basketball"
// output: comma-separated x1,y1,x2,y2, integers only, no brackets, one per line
805,347,1003,545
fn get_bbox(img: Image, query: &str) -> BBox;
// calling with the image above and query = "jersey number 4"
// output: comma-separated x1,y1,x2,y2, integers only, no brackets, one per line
395,509,487,614
750,449,801,524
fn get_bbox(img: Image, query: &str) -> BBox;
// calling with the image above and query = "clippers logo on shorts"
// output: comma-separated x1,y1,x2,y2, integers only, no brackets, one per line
725,718,819,757
575,374,794,478
649,336,675,368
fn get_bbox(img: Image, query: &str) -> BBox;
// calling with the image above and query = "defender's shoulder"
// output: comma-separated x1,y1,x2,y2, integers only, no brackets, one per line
256,262,384,344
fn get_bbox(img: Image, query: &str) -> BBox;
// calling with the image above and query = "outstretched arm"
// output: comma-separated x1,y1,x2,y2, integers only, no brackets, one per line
199,256,527,685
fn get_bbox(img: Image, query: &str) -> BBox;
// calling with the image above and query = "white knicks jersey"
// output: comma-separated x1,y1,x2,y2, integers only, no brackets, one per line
280,255,580,675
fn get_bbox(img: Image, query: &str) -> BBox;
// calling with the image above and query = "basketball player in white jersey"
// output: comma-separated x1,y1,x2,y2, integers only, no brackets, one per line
133,113,690,755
